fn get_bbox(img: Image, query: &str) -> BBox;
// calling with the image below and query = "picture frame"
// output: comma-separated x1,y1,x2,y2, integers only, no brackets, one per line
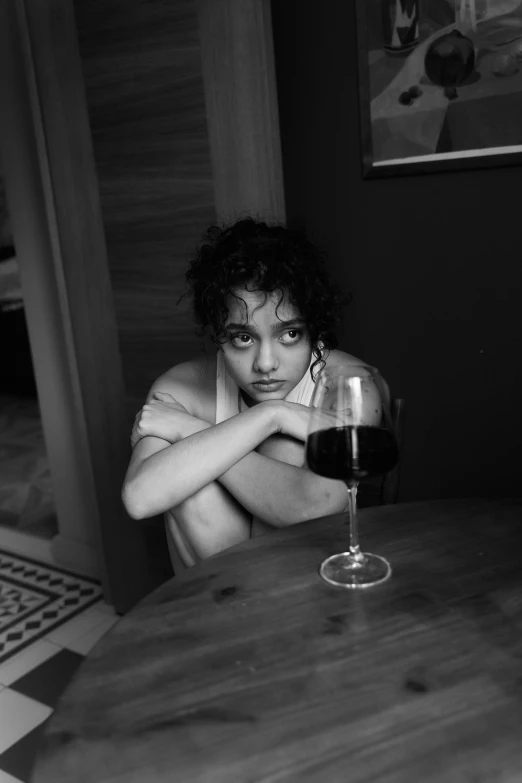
354,0,522,178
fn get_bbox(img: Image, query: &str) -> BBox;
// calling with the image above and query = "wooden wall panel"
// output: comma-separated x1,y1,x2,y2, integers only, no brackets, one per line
196,0,285,224
73,0,216,406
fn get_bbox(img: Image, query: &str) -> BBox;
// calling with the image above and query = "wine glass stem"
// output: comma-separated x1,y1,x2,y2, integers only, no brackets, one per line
346,482,364,562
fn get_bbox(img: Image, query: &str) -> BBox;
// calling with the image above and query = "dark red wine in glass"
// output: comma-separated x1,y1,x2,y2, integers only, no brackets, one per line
307,425,398,482
305,367,398,588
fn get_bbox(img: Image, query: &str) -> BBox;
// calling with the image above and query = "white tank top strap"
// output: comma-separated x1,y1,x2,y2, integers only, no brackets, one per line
284,344,323,405
215,348,243,423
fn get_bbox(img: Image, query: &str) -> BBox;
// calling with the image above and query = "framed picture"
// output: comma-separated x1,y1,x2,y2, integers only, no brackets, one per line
355,0,522,177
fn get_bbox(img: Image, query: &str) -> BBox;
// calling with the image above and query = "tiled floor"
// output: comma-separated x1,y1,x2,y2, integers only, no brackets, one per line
0,394,121,781
0,546,119,783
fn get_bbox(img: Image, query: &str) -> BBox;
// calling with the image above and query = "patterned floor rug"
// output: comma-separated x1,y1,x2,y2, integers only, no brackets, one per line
0,548,103,663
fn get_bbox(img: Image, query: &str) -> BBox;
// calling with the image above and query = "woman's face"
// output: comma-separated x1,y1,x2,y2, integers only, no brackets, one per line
219,287,312,407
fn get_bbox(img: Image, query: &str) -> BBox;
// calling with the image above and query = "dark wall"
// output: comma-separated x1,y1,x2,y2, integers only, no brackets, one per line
271,1,522,502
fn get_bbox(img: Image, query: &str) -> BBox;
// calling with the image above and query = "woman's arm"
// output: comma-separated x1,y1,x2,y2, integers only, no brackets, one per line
197,402,346,526
122,401,277,520
125,389,350,526
250,433,310,536
217,438,348,526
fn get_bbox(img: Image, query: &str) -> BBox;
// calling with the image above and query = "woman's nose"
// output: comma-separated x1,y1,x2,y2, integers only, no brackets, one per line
254,344,278,373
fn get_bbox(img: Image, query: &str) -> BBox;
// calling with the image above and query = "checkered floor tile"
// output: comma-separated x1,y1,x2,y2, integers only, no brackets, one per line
0,547,117,783
0,646,87,782
0,548,103,663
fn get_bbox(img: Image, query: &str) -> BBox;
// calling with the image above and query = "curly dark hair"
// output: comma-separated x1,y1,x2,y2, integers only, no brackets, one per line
176,216,352,382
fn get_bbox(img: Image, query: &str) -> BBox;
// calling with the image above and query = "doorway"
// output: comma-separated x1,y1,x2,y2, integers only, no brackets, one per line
0,169,58,563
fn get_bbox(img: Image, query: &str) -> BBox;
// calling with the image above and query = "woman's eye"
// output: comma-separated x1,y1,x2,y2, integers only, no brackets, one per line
231,330,302,347
284,330,301,342
232,334,252,345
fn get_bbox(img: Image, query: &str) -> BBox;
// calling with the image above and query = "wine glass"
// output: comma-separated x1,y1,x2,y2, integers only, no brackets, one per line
305,365,398,588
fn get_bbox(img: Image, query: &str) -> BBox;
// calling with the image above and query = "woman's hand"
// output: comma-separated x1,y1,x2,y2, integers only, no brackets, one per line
131,391,196,448
267,400,328,442
269,399,350,443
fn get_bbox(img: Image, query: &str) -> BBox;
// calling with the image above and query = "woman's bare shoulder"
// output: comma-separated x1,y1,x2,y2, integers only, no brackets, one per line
325,348,368,370
151,354,216,421
325,349,390,399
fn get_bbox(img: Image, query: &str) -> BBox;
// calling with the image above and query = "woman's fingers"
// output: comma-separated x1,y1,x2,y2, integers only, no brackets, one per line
153,390,176,401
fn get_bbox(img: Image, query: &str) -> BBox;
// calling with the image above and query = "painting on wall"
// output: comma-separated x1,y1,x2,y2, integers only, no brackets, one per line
355,0,522,176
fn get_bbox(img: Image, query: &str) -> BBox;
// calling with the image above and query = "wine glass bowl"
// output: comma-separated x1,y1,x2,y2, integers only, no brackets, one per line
306,366,398,588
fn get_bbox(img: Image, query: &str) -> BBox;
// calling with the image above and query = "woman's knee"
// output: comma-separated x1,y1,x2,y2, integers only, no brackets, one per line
168,480,251,562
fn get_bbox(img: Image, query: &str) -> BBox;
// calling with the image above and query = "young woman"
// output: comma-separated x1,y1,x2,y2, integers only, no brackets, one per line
122,217,371,571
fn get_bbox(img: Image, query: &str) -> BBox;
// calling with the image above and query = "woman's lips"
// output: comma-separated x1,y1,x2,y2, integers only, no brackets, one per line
252,381,285,392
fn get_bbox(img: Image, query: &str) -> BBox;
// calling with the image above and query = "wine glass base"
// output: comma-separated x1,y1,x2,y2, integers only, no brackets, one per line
319,552,391,589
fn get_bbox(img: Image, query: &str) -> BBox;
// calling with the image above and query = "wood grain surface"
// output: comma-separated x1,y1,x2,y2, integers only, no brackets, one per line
196,0,286,224
33,498,522,782
74,0,286,409
73,0,216,404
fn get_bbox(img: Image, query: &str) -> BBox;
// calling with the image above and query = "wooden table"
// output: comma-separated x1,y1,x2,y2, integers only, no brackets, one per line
32,498,522,783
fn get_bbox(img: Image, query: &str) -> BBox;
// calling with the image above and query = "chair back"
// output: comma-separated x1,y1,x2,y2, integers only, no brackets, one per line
357,397,406,508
